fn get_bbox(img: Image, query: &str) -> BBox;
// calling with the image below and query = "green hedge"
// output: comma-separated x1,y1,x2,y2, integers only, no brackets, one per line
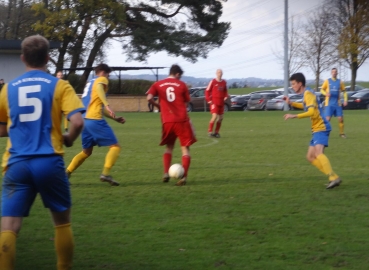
66,74,154,95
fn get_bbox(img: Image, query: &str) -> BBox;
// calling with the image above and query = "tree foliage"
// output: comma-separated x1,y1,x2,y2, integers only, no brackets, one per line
31,0,230,83
300,7,337,91
327,0,369,89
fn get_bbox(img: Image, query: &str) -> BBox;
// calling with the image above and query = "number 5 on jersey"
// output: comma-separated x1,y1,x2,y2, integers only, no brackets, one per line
19,85,42,122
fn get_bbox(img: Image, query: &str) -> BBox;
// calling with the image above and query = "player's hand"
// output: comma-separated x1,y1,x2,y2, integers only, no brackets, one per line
283,96,290,104
343,101,348,107
115,116,126,124
106,105,116,119
284,114,297,120
63,133,73,147
208,101,213,105
326,92,331,97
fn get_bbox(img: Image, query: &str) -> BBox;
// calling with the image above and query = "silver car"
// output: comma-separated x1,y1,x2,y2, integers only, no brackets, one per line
266,94,303,110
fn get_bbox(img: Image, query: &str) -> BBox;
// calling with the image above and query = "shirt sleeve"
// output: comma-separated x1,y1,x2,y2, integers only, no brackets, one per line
340,81,345,91
224,80,228,98
297,107,315,119
58,80,85,119
146,84,158,96
0,85,8,124
96,83,109,106
205,80,213,102
290,102,304,110
320,80,328,95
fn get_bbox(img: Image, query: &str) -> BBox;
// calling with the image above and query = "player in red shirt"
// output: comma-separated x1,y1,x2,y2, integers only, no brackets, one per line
147,65,197,186
205,69,228,138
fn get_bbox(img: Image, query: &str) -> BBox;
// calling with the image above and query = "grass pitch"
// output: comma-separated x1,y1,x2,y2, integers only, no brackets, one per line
5,110,369,269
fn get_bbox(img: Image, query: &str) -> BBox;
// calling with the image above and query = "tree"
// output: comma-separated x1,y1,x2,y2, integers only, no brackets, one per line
32,0,231,85
272,17,306,78
328,0,369,90
300,6,338,91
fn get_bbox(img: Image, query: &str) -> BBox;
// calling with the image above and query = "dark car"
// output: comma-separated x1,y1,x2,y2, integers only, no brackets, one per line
266,94,303,111
346,91,369,109
187,88,231,112
230,94,251,111
189,87,206,95
247,92,279,111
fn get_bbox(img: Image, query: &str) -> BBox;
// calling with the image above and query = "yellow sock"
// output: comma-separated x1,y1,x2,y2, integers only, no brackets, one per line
67,151,89,173
64,117,69,131
311,158,325,174
55,223,74,270
0,230,17,270
102,146,121,175
339,122,344,134
316,154,339,181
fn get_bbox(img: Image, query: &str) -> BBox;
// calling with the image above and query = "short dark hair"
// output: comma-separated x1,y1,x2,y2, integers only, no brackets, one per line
21,35,49,68
289,72,306,86
95,64,112,74
331,67,337,71
169,64,183,76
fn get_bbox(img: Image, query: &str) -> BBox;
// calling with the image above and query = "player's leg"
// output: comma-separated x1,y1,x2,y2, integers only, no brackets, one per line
176,121,197,186
66,125,95,177
309,132,340,188
34,156,74,270
66,147,93,178
208,104,218,136
214,108,224,138
160,123,176,182
336,106,346,138
0,217,22,270
324,106,332,122
163,144,175,182
51,209,73,270
0,162,37,269
307,146,325,174
100,143,121,186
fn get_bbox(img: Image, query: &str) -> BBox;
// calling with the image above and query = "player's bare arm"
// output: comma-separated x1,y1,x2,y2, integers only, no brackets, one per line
63,112,84,147
0,124,8,137
147,93,160,109
284,114,297,120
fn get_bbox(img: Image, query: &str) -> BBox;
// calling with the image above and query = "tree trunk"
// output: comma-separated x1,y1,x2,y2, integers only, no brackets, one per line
315,71,320,92
2,0,14,39
350,60,358,91
80,28,113,84
69,15,92,70
13,0,24,39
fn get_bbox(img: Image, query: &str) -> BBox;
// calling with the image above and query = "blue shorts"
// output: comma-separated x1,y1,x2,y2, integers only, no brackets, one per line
1,155,71,217
309,131,330,147
82,119,118,149
325,105,343,118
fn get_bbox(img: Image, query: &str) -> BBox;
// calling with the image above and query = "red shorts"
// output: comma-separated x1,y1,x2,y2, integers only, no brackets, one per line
210,104,224,115
160,121,197,147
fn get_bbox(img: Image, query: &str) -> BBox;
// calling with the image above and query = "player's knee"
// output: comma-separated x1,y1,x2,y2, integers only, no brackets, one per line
83,149,93,156
306,154,315,163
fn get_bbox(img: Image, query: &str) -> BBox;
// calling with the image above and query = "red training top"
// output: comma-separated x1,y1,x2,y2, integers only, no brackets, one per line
205,79,228,106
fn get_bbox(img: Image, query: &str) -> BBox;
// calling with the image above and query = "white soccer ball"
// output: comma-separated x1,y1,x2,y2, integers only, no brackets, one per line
168,164,185,179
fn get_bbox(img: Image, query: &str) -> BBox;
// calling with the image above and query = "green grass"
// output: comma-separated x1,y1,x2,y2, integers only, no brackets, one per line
228,87,277,95
5,110,369,269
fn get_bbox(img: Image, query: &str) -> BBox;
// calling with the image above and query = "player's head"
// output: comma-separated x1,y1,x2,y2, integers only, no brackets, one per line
216,69,223,80
95,64,112,78
21,35,49,68
289,72,306,93
0,79,4,84
331,68,338,79
169,64,183,79
56,70,63,79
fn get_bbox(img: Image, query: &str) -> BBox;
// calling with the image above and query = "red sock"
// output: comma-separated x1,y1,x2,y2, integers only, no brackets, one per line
163,153,172,173
208,122,214,133
215,121,222,133
182,155,191,177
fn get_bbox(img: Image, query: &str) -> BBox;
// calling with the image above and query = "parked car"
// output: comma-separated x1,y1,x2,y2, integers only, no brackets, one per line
346,91,369,109
189,87,206,95
187,88,231,112
230,94,251,111
247,92,279,111
266,94,303,111
341,91,358,109
345,84,365,92
250,87,294,96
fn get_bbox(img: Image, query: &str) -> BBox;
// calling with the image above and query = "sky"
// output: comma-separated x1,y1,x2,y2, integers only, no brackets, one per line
106,0,369,81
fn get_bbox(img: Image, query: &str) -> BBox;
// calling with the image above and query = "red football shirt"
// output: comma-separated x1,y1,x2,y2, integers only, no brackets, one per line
205,79,228,106
147,77,190,123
